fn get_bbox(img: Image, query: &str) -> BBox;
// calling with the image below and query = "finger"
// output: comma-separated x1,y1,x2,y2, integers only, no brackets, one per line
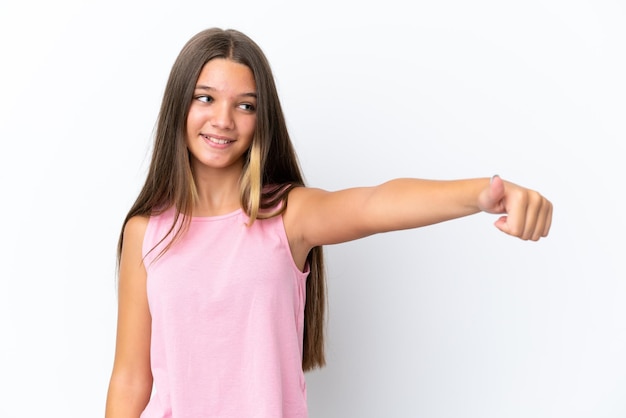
528,192,556,241
542,199,553,237
528,195,546,241
532,195,554,241
527,192,552,240
488,175,506,212
506,189,528,238
494,215,510,235
530,208,544,241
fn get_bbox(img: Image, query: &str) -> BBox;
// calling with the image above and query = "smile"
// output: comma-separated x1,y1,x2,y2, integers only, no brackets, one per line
201,134,234,145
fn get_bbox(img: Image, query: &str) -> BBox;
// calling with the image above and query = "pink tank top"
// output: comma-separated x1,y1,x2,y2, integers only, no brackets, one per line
140,208,309,417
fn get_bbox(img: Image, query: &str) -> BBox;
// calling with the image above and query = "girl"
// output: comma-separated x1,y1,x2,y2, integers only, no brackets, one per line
105,28,552,418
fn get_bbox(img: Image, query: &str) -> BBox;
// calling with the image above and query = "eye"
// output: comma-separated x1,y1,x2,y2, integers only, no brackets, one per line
195,95,213,103
239,102,256,112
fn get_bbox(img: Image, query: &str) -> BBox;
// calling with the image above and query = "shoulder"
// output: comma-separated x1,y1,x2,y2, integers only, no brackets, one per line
118,215,151,278
284,186,325,222
286,186,327,209
283,186,329,241
121,215,151,256
123,215,150,240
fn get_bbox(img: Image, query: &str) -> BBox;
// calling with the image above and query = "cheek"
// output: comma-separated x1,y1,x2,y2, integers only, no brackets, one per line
186,109,203,133
242,117,257,138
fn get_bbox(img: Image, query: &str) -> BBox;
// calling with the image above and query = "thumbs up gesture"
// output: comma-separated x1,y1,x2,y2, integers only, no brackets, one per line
478,175,553,241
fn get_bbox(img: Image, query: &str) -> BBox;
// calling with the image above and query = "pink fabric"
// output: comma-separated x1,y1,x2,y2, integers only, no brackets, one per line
140,208,309,418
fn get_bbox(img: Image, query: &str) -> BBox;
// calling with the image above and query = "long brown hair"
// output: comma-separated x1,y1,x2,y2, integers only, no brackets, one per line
117,28,326,371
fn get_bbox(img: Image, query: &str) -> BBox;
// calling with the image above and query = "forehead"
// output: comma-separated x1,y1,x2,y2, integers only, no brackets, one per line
195,58,256,92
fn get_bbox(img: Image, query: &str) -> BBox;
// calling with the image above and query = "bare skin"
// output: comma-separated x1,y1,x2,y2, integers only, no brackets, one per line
105,57,553,417
105,216,152,418
105,175,552,416
284,175,552,271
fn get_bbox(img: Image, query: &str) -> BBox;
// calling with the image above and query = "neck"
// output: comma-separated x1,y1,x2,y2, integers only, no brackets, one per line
191,163,244,217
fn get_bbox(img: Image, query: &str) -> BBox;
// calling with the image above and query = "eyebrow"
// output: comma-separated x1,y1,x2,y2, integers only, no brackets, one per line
194,85,257,98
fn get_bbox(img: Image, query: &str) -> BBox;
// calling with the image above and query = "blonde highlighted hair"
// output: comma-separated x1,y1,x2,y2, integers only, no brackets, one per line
117,28,326,371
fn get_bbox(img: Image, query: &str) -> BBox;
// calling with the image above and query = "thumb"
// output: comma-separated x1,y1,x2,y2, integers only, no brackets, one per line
479,174,506,214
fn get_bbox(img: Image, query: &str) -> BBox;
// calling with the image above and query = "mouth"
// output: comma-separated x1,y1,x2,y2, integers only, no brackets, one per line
201,134,235,145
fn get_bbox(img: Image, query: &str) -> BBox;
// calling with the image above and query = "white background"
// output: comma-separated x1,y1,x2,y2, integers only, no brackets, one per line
1,1,625,417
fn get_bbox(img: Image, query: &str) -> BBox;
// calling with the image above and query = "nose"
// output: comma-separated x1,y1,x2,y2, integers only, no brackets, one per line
210,102,234,130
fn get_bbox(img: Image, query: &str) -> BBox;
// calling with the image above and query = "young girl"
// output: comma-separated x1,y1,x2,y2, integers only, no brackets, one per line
104,27,552,418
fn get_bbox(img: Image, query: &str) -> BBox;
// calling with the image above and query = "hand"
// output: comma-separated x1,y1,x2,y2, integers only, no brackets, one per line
478,175,553,241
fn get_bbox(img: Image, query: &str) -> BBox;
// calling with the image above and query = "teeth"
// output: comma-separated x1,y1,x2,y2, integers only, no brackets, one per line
205,135,232,145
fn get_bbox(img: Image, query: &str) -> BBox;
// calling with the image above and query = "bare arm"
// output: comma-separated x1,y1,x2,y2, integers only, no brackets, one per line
285,175,552,263
105,216,153,418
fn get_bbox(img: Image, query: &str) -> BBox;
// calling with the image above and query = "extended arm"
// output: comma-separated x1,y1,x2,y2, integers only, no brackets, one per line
285,175,552,262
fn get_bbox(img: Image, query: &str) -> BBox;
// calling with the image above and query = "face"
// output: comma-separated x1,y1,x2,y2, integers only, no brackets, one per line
186,58,257,174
